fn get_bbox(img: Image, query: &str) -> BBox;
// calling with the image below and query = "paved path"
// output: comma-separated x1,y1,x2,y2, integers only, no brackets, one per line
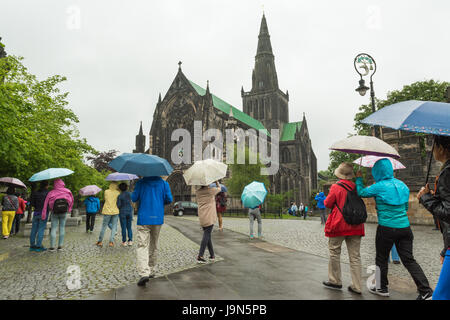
88,217,417,300
183,215,444,289
0,216,216,300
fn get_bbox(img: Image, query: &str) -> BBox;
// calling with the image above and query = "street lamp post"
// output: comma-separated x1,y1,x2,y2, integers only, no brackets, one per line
354,53,379,138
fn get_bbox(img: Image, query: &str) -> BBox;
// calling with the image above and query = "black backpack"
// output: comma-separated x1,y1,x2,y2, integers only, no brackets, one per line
53,198,69,214
335,183,367,225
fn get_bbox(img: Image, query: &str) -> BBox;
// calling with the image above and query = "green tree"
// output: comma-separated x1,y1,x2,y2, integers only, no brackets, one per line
226,145,270,197
86,149,119,172
0,47,107,197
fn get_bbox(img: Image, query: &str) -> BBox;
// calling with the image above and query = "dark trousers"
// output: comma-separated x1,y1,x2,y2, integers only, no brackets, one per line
12,214,23,234
86,213,96,231
199,225,214,258
375,225,432,295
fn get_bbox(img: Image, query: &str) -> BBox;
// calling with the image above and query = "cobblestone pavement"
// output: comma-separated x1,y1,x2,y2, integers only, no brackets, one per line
0,216,221,300
181,216,444,289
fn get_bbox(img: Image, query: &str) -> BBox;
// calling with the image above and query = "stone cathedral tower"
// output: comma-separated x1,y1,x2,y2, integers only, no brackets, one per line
241,14,289,131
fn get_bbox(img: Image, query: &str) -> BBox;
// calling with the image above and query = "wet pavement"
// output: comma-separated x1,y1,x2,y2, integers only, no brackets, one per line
88,217,418,300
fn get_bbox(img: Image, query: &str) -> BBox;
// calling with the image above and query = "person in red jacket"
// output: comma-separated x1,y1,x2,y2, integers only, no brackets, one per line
322,162,365,294
11,192,27,236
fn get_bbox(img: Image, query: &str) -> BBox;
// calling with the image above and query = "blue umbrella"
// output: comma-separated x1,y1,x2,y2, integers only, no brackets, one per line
29,168,74,182
209,183,228,192
108,153,173,177
361,100,450,183
105,172,139,181
361,100,450,136
241,181,268,209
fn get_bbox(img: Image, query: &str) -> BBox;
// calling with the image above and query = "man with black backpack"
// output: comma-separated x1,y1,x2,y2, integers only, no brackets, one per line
322,162,365,295
41,179,74,252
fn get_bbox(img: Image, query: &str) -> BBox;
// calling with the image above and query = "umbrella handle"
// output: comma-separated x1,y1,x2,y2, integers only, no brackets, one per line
424,137,435,186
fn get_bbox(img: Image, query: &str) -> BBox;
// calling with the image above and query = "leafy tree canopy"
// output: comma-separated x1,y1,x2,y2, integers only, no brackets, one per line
0,50,110,197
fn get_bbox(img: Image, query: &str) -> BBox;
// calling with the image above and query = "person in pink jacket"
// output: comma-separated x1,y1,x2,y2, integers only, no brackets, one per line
41,179,74,251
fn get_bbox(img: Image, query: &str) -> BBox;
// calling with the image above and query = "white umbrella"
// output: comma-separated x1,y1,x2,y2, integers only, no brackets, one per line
330,135,400,159
183,159,228,186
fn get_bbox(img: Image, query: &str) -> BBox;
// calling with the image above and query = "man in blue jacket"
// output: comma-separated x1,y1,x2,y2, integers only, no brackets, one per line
132,176,173,286
84,195,101,233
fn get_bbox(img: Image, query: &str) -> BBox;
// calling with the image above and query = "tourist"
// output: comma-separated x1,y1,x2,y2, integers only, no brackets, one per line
83,193,100,233
29,181,49,252
315,192,327,224
1,187,19,239
418,134,450,300
42,178,74,252
248,205,262,239
357,158,433,300
117,183,133,246
290,202,298,216
299,202,305,219
132,176,173,286
304,205,308,218
215,188,227,232
196,181,221,264
96,182,120,248
11,192,26,236
288,202,293,215
322,162,365,295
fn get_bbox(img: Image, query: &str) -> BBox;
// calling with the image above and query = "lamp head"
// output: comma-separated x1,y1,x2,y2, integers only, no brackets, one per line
355,79,369,96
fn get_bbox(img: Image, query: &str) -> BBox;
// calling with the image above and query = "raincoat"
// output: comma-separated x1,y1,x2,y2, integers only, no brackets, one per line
315,192,326,209
102,182,120,215
84,196,101,213
356,158,410,228
131,176,173,225
41,179,74,220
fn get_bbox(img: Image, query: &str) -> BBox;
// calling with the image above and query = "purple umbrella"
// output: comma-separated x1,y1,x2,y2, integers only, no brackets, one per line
79,185,102,196
105,172,139,181
0,177,27,189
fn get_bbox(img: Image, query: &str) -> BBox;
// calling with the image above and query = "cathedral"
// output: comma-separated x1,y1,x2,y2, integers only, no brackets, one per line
132,14,317,207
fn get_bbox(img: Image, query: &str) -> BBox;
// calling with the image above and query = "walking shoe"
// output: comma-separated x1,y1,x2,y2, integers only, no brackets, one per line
322,281,342,290
197,256,207,264
368,286,390,297
393,260,401,265
48,247,55,252
348,286,362,295
109,242,114,247
249,234,254,239
3,236,8,239
57,246,63,251
128,241,133,246
29,246,38,252
209,256,215,262
137,276,149,287
122,242,128,247
35,247,48,252
416,291,433,300
96,241,103,248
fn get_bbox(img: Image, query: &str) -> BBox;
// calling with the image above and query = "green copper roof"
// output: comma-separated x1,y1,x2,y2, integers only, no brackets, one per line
189,80,270,136
280,121,302,141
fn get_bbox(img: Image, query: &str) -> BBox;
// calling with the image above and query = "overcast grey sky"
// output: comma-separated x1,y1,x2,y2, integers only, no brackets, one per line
2,0,450,171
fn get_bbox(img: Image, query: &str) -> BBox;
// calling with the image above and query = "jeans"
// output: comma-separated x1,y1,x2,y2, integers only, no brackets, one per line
86,213,96,231
320,208,327,224
119,213,133,242
375,225,432,295
12,214,24,234
433,250,450,300
249,211,262,236
390,244,400,262
136,225,162,277
30,214,48,248
50,213,68,248
98,214,119,243
199,225,214,258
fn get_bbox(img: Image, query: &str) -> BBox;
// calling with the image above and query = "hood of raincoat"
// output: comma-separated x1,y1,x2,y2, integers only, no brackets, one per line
41,178,74,219
108,182,120,191
371,158,409,205
318,192,325,198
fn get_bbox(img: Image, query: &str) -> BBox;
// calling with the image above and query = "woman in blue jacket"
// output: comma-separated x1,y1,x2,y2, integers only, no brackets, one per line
356,158,433,300
84,195,100,233
117,183,134,246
